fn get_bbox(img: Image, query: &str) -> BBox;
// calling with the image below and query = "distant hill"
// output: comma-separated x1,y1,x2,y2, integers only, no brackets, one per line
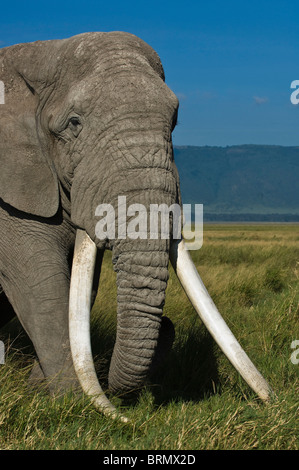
173,145,299,222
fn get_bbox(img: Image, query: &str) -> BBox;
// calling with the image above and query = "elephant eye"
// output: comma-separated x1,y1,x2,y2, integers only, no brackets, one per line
67,116,82,137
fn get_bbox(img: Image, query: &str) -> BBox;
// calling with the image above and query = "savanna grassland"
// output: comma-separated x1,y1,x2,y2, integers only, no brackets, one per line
0,224,298,450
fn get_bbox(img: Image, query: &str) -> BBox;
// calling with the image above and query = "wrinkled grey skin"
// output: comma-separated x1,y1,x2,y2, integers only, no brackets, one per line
0,32,180,395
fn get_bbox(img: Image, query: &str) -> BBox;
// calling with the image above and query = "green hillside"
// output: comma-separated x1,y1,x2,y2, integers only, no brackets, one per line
174,145,299,221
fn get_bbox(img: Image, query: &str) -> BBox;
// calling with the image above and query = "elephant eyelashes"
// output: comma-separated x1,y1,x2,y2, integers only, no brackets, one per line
67,117,82,137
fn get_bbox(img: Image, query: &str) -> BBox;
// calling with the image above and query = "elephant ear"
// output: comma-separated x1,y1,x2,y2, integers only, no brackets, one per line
0,40,60,218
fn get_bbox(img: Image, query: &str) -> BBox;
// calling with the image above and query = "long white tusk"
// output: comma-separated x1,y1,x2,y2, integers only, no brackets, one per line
69,229,128,422
170,239,273,402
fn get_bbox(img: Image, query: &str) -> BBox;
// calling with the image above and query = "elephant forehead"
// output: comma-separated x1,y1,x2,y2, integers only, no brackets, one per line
76,41,151,72
61,31,164,79
48,32,177,114
57,73,177,122
71,32,150,56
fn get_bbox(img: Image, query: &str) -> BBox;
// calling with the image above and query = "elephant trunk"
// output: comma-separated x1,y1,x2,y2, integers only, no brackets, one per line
108,239,170,394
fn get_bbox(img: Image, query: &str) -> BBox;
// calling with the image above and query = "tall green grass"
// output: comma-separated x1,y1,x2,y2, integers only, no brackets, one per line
0,225,298,449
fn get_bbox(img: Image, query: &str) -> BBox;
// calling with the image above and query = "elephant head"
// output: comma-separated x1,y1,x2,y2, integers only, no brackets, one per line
0,32,272,421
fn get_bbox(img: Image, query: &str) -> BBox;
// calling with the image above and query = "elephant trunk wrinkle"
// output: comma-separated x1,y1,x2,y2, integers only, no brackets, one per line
108,245,170,395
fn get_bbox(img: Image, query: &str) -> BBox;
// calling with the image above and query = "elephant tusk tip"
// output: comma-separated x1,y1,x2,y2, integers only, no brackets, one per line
101,407,130,424
263,387,277,404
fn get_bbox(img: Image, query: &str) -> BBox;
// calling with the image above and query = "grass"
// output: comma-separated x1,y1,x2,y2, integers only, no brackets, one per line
0,224,298,450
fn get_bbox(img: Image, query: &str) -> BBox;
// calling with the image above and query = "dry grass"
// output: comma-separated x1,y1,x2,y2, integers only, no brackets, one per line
0,224,298,449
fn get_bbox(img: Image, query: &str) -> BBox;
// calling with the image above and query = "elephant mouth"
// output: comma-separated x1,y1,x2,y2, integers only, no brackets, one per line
68,229,273,422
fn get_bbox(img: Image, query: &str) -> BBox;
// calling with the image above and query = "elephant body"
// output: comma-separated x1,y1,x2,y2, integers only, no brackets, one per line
0,32,272,411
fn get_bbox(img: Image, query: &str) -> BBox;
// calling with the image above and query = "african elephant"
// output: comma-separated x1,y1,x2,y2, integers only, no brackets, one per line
0,32,272,420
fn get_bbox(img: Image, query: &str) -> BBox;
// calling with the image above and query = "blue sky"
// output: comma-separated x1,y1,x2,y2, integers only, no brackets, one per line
1,0,298,146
